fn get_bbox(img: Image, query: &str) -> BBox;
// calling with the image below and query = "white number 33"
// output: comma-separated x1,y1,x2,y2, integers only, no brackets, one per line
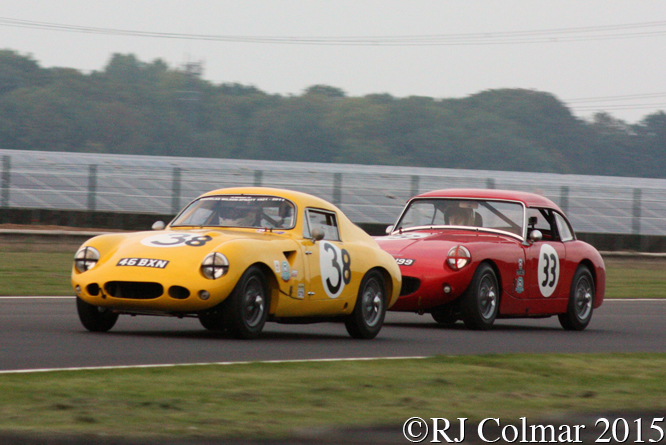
537,244,559,297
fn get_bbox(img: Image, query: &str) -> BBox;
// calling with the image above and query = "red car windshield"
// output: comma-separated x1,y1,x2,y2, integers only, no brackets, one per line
395,198,524,236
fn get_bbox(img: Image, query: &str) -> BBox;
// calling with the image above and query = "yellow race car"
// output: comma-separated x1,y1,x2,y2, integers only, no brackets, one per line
72,187,401,339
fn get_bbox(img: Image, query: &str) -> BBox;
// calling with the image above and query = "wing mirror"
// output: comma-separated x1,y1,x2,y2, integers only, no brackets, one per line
311,227,325,242
385,225,394,234
152,221,166,230
529,229,543,242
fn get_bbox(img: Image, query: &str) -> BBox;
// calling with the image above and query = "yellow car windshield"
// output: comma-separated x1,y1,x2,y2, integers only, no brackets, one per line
171,195,296,229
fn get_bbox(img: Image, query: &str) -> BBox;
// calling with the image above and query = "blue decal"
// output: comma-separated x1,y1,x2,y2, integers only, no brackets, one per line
281,261,291,282
515,277,524,294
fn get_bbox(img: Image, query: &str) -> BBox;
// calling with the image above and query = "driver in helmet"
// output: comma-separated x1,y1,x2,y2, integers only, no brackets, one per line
446,205,474,226
219,202,257,227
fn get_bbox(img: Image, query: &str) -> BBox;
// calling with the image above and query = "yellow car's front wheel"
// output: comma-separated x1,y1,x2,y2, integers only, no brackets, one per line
199,307,226,332
76,297,119,332
224,266,270,339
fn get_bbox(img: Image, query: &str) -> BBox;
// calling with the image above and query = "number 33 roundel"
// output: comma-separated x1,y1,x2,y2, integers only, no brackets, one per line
537,244,560,297
319,241,351,299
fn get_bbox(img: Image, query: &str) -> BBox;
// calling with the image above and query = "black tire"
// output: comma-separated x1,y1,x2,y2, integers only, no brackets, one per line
345,270,387,339
559,266,594,331
76,297,118,332
224,266,270,339
461,263,499,330
199,308,226,332
431,306,458,326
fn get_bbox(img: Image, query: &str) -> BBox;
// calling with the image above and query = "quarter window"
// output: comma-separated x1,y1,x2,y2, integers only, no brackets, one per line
555,212,574,242
305,209,340,241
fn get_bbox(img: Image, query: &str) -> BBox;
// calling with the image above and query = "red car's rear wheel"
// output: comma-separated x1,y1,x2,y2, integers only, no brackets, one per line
559,266,594,331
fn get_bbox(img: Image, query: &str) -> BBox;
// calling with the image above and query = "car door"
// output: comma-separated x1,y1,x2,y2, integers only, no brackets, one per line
298,208,352,301
523,208,567,302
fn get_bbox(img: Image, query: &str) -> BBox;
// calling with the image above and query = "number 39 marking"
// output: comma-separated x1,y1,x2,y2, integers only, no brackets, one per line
319,241,351,299
537,244,560,297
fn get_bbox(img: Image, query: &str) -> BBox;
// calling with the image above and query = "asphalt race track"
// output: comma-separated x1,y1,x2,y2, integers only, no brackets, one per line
1,297,665,372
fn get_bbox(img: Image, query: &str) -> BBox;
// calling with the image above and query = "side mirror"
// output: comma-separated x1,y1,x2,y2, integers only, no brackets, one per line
152,221,166,231
385,225,394,234
311,227,325,242
529,229,543,242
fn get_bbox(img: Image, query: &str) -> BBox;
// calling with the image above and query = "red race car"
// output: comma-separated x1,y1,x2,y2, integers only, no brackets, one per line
376,189,605,330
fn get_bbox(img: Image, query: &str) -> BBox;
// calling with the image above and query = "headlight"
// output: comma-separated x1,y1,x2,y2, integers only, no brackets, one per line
74,246,100,273
445,246,471,271
201,253,229,279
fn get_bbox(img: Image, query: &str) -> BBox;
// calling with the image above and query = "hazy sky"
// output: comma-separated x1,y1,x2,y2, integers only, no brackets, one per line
3,1,666,123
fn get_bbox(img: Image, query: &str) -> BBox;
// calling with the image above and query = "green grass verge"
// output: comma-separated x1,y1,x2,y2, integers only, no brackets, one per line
0,250,73,296
0,354,665,439
0,247,664,298
604,257,666,299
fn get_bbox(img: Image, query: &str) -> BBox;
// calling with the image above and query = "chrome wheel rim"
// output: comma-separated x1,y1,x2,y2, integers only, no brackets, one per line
478,275,498,320
242,277,266,327
361,279,384,328
574,276,593,321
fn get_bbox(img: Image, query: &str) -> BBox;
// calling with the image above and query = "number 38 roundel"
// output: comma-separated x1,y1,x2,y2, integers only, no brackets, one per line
319,241,351,299
537,244,560,297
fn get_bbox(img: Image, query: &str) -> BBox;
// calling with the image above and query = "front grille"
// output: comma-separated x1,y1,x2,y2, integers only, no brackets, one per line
105,281,164,300
400,277,421,296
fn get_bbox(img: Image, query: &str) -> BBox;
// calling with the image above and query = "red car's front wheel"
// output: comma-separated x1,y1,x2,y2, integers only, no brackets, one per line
461,263,499,330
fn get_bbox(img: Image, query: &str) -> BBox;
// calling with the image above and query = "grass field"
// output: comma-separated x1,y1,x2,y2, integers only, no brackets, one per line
1,354,665,439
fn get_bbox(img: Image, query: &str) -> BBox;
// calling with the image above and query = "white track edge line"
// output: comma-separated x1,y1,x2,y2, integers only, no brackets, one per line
0,356,429,375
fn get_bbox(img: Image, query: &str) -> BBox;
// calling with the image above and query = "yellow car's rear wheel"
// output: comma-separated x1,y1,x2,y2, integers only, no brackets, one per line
345,270,387,339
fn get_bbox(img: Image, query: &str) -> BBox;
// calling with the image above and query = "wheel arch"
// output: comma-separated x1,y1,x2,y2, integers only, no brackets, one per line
475,259,503,298
246,261,279,313
463,259,503,314
577,259,596,286
360,265,400,310
575,259,602,307
370,266,394,298
459,259,501,330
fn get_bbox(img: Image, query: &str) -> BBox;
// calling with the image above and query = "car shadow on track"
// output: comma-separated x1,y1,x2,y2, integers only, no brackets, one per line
384,320,567,332
73,328,360,341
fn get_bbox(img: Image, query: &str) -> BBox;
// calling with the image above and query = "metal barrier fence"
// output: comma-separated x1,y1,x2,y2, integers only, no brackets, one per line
2,148,666,236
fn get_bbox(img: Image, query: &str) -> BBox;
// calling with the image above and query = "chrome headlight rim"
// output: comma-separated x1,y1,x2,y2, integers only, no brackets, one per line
445,245,471,271
201,252,229,279
74,246,100,273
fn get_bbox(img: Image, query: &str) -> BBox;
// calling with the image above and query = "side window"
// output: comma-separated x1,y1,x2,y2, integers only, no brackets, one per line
527,208,557,241
527,209,550,236
554,212,574,242
305,209,341,241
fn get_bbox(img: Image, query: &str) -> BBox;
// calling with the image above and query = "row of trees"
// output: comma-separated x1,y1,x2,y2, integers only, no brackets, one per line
0,49,664,178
